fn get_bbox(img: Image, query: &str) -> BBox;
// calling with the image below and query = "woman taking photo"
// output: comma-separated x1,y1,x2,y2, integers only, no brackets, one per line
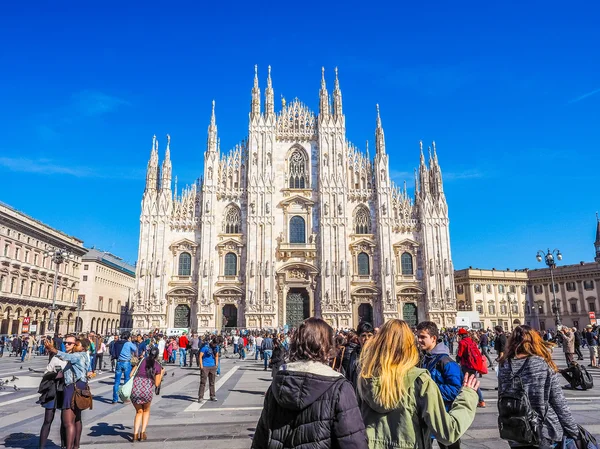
44,336,90,449
358,319,480,449
130,346,163,442
252,317,367,449
497,325,578,448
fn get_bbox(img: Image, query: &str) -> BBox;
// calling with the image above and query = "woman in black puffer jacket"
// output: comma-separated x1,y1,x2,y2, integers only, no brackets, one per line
252,318,367,449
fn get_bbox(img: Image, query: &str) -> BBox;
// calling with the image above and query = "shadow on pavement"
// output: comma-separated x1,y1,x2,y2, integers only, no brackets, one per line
87,422,130,442
93,395,116,404
3,432,51,448
228,389,267,396
161,394,196,401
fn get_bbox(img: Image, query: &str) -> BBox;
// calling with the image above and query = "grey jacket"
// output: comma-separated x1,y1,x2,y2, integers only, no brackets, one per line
497,355,578,446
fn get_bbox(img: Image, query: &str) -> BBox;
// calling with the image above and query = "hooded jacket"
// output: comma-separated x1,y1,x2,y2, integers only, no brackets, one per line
252,360,368,449
419,343,462,407
358,366,478,449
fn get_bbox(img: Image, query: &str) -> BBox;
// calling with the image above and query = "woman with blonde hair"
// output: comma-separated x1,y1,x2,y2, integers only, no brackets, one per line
358,319,480,449
497,325,578,448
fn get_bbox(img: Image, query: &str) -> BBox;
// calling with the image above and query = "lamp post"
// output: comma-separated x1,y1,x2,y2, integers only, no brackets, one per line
506,292,517,331
536,248,562,327
44,248,74,334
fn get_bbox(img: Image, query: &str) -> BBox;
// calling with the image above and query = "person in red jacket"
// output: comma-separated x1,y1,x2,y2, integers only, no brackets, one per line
455,328,485,407
178,333,189,367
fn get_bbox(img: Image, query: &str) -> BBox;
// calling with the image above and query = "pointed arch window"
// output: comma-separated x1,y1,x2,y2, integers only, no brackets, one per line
354,207,371,234
289,216,306,243
224,206,241,234
289,150,308,189
357,252,370,276
178,252,192,276
224,253,237,276
401,252,414,275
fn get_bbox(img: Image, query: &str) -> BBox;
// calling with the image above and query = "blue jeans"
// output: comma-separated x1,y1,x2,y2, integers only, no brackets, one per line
233,344,238,354
255,348,262,360
20,348,27,362
113,361,132,402
263,350,272,370
239,347,246,359
216,357,221,375
179,348,187,366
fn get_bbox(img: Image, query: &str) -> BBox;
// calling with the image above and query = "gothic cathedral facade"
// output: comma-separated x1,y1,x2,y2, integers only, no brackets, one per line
133,67,457,332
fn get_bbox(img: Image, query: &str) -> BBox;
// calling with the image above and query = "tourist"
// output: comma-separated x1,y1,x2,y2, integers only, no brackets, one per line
178,332,189,367
111,332,138,404
341,331,359,375
560,326,575,365
252,318,367,449
255,333,264,360
96,338,106,373
455,328,486,407
268,338,286,377
417,321,463,449
38,335,69,449
261,333,274,371
43,336,90,449
346,321,374,389
20,335,28,362
478,331,494,368
358,319,479,449
494,326,507,360
233,334,240,354
573,327,584,360
189,332,200,367
130,346,163,442
198,337,218,402
584,324,598,367
238,334,247,360
497,325,578,448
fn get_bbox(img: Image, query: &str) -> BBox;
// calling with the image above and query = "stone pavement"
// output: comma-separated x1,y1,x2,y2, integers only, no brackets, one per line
1,347,599,448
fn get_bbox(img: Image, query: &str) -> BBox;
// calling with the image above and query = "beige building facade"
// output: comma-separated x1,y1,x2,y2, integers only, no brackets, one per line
0,202,86,335
527,261,600,331
456,217,600,331
134,67,458,332
78,249,135,335
454,268,529,331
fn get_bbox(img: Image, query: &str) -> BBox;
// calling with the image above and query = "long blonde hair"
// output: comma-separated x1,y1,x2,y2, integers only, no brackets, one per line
359,319,420,409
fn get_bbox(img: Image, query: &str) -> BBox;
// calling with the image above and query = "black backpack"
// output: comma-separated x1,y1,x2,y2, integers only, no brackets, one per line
497,358,549,446
575,364,594,390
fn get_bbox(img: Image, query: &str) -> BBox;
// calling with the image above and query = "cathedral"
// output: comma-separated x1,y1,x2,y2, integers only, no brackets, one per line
133,66,457,332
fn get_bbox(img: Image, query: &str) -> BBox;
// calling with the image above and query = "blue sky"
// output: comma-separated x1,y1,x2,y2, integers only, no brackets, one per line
1,1,598,269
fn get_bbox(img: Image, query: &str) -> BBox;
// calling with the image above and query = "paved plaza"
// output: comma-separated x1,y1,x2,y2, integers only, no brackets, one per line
0,348,599,448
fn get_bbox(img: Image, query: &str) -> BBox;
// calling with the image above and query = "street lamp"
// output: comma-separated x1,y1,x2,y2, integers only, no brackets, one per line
44,247,74,333
506,292,517,331
536,248,562,327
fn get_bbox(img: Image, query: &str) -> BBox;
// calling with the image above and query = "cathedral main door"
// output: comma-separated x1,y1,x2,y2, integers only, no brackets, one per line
174,304,191,328
286,288,309,328
222,304,237,328
358,303,373,324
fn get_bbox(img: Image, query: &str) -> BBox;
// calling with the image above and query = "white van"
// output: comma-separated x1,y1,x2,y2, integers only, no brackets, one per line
166,328,189,337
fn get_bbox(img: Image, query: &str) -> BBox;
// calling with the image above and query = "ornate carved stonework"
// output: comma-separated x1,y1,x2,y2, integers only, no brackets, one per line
134,70,457,331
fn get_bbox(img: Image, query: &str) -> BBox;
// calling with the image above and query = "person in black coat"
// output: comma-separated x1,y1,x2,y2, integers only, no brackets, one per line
252,318,367,449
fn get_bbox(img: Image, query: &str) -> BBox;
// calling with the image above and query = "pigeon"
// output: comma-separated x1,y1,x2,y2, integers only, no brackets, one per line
28,368,33,371
171,372,175,377
10,376,18,382
13,385,19,391
19,366,22,369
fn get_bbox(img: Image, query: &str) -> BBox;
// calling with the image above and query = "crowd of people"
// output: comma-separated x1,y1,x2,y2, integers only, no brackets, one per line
12,320,596,448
